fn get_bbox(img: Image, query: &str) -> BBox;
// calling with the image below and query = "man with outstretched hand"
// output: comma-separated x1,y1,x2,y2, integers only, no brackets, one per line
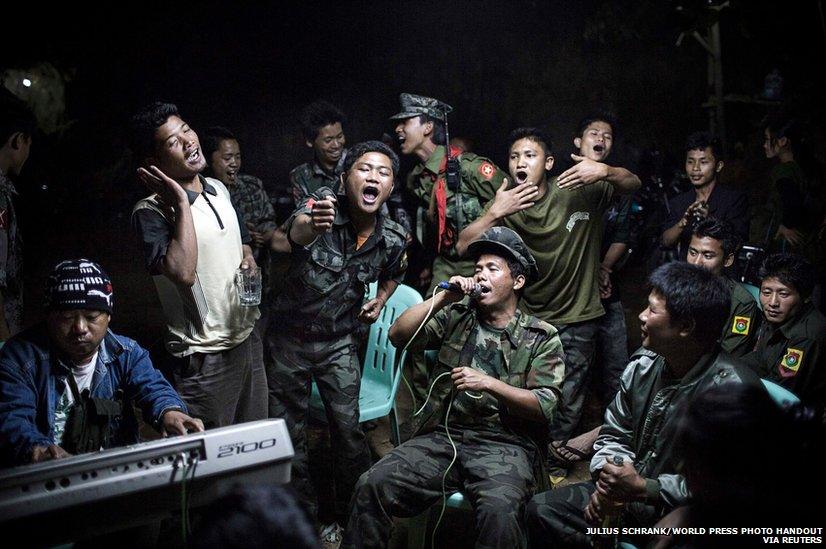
268,141,408,539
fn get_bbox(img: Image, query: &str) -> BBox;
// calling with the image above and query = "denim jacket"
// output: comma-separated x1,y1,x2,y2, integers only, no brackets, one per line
0,323,186,466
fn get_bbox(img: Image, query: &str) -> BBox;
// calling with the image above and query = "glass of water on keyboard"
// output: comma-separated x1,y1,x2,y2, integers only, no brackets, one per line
235,266,261,306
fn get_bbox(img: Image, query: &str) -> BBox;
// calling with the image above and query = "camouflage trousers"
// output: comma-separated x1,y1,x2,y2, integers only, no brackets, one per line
266,331,371,523
526,481,594,548
343,428,537,549
527,481,656,548
406,255,476,407
547,319,599,443
594,300,629,403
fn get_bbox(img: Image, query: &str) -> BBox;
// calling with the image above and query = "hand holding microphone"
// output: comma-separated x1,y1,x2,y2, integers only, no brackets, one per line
438,276,489,299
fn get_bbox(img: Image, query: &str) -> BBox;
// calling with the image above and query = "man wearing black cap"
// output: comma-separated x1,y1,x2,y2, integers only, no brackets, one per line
391,92,507,404
0,259,202,467
343,227,564,549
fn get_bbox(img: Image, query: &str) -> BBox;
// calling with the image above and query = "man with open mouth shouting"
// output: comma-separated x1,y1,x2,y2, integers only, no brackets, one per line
130,101,266,431
267,141,408,534
457,118,641,480
391,92,507,408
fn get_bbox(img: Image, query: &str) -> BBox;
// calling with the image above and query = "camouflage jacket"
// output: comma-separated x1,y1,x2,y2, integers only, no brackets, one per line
592,347,761,518
409,302,564,445
226,174,277,238
406,145,504,258
0,172,23,335
289,161,340,206
273,188,408,340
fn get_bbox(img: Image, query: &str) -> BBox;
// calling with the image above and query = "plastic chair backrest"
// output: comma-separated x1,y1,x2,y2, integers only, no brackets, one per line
361,282,423,393
743,283,762,309
761,378,800,407
309,282,422,424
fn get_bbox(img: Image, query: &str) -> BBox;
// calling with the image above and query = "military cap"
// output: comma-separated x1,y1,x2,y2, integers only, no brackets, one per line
389,93,453,121
467,227,539,281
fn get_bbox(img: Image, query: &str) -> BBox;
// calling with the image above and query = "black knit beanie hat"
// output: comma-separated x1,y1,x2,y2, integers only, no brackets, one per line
45,259,113,314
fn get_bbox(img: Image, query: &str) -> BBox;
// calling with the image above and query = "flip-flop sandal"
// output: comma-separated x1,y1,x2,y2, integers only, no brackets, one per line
548,440,591,466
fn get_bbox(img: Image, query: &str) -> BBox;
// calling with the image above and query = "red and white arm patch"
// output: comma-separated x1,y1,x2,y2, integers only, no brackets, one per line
478,162,496,180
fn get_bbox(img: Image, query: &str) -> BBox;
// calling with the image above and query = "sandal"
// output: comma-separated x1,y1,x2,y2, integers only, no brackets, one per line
548,439,592,466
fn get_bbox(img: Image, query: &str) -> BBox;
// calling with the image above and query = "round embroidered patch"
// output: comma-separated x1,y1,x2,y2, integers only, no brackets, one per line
478,162,495,180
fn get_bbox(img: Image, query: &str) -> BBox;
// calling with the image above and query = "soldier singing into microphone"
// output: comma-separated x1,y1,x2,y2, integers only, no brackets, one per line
342,227,565,549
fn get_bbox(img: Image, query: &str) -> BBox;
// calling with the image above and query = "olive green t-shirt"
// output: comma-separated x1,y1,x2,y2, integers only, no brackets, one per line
485,177,614,325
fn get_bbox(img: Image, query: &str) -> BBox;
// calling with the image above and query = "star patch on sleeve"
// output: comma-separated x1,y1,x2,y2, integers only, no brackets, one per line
478,162,496,180
779,347,804,376
731,315,751,335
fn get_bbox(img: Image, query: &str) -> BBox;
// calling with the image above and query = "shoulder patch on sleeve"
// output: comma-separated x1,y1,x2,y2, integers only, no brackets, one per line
478,161,496,180
779,348,804,376
731,316,751,335
0,208,8,230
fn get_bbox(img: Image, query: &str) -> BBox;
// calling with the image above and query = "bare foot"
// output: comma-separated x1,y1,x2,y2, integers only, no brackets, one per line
551,426,601,463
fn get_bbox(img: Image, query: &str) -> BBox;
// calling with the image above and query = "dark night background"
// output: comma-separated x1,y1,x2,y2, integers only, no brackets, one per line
2,0,825,343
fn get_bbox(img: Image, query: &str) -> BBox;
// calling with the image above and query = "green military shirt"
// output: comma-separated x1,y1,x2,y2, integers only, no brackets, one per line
273,188,408,340
743,303,826,406
289,161,340,205
485,177,614,325
407,145,504,259
720,278,762,358
408,302,564,445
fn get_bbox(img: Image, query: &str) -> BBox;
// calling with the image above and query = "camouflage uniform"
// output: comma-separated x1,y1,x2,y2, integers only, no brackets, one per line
344,302,564,549
289,160,340,205
292,155,413,238
227,173,277,311
0,172,23,336
226,173,277,260
391,94,506,404
267,188,407,521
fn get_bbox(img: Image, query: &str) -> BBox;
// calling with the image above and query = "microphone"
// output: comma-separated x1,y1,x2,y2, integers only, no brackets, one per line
437,281,489,298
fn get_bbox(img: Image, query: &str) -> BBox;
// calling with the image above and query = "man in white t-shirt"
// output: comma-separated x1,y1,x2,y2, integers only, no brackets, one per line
130,102,267,429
